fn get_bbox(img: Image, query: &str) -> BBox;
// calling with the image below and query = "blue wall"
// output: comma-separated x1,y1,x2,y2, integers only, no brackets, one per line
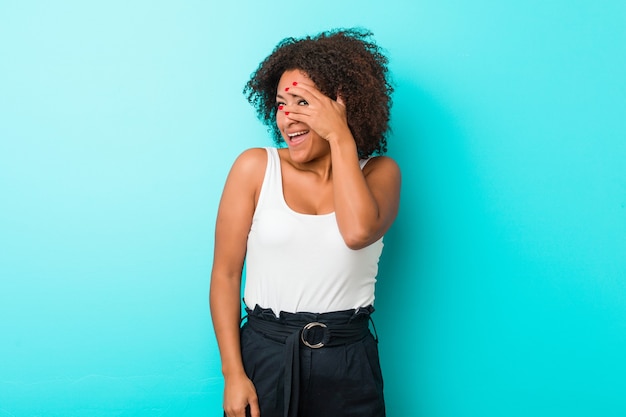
1,1,624,416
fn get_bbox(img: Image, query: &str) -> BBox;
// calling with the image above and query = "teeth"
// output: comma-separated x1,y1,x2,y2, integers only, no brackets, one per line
288,130,308,138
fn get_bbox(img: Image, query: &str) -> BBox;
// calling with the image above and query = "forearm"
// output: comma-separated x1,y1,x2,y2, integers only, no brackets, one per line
328,134,381,248
209,273,246,378
211,271,259,416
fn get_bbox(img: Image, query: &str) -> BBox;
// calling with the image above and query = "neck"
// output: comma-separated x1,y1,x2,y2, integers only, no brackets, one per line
285,149,333,181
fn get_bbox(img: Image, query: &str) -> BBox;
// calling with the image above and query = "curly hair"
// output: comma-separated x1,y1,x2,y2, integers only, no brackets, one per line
244,28,393,158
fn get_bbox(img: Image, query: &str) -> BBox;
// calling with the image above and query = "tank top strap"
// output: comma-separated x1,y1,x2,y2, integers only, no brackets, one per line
255,147,282,213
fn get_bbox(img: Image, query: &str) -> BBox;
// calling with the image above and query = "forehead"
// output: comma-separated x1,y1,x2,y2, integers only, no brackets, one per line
277,69,312,88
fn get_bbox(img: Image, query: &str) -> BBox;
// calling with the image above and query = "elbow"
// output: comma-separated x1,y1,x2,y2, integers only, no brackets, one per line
345,240,370,251
342,228,378,250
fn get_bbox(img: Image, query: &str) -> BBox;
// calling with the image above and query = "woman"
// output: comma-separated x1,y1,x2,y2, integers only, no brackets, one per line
210,28,400,417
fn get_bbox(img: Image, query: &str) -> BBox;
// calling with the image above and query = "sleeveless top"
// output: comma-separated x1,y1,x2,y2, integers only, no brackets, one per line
243,147,384,315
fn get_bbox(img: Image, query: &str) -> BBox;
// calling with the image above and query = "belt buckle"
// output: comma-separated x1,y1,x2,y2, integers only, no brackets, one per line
300,322,327,348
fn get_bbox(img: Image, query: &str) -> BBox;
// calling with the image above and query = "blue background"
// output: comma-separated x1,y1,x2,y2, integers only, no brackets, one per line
1,1,625,416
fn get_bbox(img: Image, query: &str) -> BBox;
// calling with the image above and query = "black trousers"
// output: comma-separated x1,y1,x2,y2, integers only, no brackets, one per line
238,306,385,417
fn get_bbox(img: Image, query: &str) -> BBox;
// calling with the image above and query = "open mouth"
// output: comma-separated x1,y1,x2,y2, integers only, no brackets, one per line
287,130,309,145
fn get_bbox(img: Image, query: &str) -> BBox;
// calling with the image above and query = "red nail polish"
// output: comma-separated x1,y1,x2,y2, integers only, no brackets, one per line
278,105,284,110
285,112,290,115
292,82,298,86
285,87,289,92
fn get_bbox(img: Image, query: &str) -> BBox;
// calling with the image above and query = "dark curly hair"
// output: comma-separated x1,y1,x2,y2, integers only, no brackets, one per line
244,28,393,158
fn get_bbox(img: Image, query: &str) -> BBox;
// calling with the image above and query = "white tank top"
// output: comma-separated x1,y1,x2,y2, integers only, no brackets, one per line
244,147,384,315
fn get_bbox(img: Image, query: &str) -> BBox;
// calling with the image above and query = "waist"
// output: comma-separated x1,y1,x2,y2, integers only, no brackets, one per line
244,304,374,349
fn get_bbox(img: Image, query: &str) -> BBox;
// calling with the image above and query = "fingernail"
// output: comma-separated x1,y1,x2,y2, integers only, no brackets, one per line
292,81,298,86
285,112,290,115
278,105,284,110
285,87,289,92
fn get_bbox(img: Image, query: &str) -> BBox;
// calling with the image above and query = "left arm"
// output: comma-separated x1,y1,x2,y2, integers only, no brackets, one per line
282,83,401,249
330,143,401,249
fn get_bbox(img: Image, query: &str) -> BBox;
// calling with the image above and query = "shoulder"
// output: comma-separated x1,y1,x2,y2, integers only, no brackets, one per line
230,147,268,177
362,155,401,178
220,148,269,207
223,147,269,193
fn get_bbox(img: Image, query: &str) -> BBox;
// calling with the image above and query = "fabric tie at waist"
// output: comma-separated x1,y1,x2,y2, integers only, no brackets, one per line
244,305,375,417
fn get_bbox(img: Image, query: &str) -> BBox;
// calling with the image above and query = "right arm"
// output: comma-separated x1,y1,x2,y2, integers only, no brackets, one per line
209,148,267,417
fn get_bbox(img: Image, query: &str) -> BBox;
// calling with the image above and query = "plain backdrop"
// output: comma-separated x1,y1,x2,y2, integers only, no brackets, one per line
1,1,625,416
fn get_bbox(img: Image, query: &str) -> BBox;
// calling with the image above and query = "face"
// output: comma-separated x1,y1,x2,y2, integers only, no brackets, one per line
275,69,330,163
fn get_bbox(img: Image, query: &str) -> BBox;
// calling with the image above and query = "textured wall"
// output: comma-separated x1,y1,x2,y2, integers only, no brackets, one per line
1,1,624,416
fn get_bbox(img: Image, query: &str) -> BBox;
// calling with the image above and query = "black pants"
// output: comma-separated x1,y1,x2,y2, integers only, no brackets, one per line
238,306,385,417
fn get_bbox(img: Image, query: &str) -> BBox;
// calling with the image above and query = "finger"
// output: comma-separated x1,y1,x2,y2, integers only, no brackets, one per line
283,110,309,125
249,397,261,417
224,407,243,417
285,82,323,103
278,100,313,121
280,103,311,116
287,80,317,92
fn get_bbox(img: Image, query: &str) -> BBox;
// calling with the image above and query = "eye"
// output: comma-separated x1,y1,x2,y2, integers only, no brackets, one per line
298,100,308,106
276,102,285,108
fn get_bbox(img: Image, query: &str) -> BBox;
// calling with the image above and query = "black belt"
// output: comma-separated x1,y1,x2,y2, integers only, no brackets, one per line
244,305,376,417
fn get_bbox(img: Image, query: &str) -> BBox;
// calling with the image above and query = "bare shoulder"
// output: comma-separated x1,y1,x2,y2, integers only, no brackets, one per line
362,155,401,178
230,147,268,176
226,147,268,188
223,147,268,204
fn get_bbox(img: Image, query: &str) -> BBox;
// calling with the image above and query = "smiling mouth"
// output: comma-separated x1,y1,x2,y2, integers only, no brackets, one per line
287,130,309,144
288,130,309,139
